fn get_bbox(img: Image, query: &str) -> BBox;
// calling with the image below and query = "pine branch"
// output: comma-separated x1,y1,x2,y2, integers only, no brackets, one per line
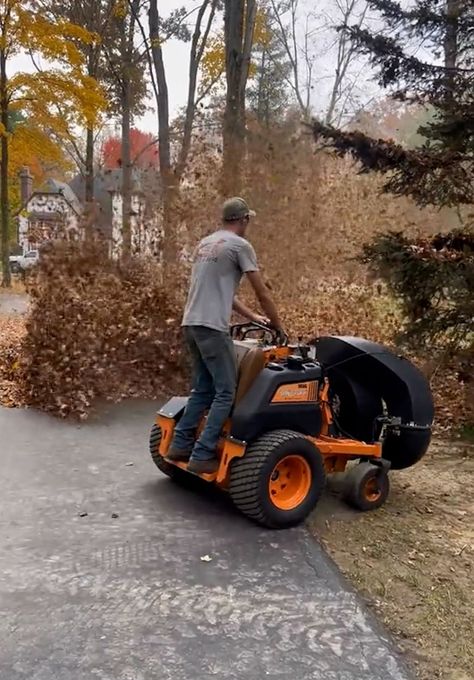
365,0,450,33
312,120,474,206
344,25,474,90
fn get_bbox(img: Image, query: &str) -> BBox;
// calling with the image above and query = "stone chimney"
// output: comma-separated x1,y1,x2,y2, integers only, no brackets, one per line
19,166,33,206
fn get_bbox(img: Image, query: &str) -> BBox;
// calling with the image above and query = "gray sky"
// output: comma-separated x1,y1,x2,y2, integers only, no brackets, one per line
10,0,377,136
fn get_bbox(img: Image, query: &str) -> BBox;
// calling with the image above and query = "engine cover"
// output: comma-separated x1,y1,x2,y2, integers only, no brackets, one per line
231,362,323,443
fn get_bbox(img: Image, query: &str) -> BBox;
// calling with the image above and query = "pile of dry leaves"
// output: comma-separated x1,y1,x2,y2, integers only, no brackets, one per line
0,315,26,407
10,242,187,418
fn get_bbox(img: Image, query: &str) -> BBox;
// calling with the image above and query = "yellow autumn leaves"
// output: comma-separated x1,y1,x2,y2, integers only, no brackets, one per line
0,1,107,213
200,5,272,90
1,4,105,126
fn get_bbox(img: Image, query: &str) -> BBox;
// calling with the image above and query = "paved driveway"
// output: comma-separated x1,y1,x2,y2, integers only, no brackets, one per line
0,402,411,680
0,293,28,316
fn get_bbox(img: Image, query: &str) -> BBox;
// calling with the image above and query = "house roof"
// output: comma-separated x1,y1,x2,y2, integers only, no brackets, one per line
37,179,83,214
15,178,82,217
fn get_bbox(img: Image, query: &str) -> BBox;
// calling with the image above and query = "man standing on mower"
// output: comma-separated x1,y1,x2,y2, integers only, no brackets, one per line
167,197,283,474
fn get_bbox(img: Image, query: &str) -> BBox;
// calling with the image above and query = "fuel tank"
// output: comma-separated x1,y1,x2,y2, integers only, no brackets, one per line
315,336,435,469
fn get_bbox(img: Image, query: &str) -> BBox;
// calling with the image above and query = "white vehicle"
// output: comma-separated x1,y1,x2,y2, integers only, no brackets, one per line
9,250,39,274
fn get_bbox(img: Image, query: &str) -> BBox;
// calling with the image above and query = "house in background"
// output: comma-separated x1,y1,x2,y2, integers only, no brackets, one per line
69,168,162,258
16,166,163,258
17,168,82,253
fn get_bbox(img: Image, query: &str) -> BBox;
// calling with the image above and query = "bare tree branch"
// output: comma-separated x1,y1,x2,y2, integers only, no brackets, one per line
325,0,369,125
176,0,218,180
127,0,160,105
270,0,307,113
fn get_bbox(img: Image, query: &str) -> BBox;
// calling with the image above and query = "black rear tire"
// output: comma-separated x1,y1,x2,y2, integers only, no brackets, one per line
343,461,390,511
229,429,326,529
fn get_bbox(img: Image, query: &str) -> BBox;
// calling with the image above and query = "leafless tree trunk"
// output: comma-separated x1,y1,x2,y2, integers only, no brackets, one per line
85,127,95,205
222,0,257,195
84,38,101,239
270,0,311,118
239,0,257,118
256,46,268,125
121,80,132,255
148,0,174,268
223,0,245,194
175,0,218,181
83,37,99,225
0,46,10,287
143,0,218,184
142,0,218,268
118,3,140,257
84,124,95,240
149,0,171,184
302,16,315,115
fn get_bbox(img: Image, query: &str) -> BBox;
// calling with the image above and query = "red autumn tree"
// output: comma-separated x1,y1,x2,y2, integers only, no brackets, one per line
101,128,159,169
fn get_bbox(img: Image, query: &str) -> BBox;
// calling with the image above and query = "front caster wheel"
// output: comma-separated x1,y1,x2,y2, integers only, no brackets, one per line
344,461,390,511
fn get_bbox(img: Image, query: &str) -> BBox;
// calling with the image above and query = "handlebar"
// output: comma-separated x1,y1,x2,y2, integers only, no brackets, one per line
230,322,288,346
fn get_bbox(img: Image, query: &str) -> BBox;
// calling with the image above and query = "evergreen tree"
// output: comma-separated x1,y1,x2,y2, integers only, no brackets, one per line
312,0,474,356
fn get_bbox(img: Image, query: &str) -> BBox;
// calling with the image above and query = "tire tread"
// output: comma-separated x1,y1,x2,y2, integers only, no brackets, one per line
229,429,325,528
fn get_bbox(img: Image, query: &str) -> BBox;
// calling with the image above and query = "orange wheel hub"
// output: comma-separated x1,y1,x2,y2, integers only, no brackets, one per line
363,476,382,502
269,455,312,510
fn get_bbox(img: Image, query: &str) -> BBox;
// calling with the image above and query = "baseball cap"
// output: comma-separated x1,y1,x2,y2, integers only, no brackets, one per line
222,197,257,221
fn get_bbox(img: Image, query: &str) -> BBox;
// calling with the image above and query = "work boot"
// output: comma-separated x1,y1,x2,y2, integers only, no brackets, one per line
187,458,219,475
167,446,192,462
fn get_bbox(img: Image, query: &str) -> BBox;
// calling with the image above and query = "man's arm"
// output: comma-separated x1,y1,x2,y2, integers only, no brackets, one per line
233,297,268,325
245,271,283,331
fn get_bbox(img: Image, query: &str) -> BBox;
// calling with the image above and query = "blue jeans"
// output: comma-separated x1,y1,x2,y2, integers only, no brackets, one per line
172,326,237,461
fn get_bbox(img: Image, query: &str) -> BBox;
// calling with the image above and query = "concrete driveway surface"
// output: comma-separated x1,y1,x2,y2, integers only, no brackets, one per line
0,293,28,316
0,401,412,680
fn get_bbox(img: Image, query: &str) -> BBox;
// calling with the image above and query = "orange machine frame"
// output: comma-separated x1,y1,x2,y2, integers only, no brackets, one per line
157,342,382,489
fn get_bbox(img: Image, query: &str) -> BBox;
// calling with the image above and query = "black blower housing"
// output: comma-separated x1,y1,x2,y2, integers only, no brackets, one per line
315,336,435,470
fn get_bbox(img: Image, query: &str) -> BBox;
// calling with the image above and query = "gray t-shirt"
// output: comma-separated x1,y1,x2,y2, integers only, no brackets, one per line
182,229,259,332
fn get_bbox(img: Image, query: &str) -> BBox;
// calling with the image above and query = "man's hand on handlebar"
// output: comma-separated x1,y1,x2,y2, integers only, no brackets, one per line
249,315,287,344
230,321,288,346
251,314,270,326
